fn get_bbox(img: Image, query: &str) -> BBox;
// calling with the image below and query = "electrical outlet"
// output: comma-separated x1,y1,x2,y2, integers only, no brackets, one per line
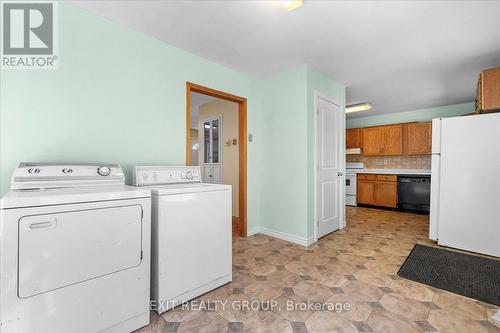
248,134,253,142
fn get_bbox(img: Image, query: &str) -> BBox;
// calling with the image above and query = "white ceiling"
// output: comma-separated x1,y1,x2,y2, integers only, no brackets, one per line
73,1,500,118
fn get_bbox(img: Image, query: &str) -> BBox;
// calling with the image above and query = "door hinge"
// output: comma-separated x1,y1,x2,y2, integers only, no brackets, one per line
317,108,320,115
317,220,319,227
141,209,143,219
141,250,143,260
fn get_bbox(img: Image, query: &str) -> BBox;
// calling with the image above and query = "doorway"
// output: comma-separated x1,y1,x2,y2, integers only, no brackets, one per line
315,93,345,239
186,83,247,238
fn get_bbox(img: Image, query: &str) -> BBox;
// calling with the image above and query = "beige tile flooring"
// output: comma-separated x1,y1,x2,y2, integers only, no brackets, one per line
136,207,500,333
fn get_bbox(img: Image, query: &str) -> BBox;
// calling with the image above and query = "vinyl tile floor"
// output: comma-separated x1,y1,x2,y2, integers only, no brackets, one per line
135,207,500,333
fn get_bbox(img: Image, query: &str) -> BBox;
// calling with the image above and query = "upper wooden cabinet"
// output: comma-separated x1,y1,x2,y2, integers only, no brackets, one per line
383,125,403,155
346,128,361,148
349,122,431,156
362,127,383,155
362,124,403,156
405,122,432,155
476,67,500,114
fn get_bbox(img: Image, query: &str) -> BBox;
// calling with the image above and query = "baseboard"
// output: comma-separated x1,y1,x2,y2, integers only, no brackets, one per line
247,227,259,236
246,226,315,247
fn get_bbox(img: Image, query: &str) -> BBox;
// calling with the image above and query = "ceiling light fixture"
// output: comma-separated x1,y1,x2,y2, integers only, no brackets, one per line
346,103,372,113
281,0,303,11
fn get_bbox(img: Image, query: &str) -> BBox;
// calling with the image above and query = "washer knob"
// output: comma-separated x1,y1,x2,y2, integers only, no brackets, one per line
28,168,40,174
185,170,193,180
97,166,111,176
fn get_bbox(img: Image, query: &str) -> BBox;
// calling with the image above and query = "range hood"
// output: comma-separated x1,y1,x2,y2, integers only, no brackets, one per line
346,148,362,155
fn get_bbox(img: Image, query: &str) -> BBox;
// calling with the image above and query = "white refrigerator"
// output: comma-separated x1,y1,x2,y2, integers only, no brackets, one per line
430,114,500,257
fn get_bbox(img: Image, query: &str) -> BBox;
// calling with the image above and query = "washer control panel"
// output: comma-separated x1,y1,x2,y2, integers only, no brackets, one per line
133,166,201,186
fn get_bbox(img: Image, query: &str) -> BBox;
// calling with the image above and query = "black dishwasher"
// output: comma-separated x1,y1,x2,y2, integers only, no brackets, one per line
397,175,431,214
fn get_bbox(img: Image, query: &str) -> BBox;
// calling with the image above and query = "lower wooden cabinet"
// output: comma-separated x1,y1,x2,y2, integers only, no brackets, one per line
374,181,397,207
357,180,376,205
357,174,397,208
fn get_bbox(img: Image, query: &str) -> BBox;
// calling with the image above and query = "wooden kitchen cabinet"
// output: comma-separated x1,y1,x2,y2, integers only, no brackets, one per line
346,128,361,148
405,122,432,155
476,67,500,114
374,181,397,207
357,174,397,208
382,125,403,155
362,124,403,156
362,127,384,155
357,179,376,205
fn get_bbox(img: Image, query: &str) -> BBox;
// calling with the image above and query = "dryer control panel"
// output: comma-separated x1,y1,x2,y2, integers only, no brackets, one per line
11,163,125,190
133,166,201,186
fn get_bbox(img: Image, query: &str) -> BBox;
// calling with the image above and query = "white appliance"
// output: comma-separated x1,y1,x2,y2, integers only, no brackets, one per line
133,166,232,314
0,163,151,333
430,114,500,257
346,162,364,206
346,148,362,155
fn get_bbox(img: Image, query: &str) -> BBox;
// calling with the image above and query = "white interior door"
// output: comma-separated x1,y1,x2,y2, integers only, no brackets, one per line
316,95,343,239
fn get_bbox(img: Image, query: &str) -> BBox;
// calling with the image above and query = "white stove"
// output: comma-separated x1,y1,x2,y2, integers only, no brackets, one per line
346,162,364,206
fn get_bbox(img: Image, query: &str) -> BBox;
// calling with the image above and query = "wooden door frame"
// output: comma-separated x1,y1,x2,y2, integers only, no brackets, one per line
186,82,247,237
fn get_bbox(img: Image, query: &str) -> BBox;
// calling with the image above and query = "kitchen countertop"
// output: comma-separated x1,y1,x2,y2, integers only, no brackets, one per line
350,168,431,175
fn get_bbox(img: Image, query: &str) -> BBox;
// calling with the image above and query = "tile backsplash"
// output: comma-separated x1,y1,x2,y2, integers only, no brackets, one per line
347,154,431,169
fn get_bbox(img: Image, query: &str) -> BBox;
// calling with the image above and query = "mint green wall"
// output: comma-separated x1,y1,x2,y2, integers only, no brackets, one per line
251,65,345,240
0,3,260,231
257,65,309,238
346,102,474,128
0,3,346,241
306,67,345,238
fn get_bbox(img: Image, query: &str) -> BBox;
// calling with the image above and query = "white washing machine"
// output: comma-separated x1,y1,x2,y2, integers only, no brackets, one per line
0,163,151,333
133,166,232,314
